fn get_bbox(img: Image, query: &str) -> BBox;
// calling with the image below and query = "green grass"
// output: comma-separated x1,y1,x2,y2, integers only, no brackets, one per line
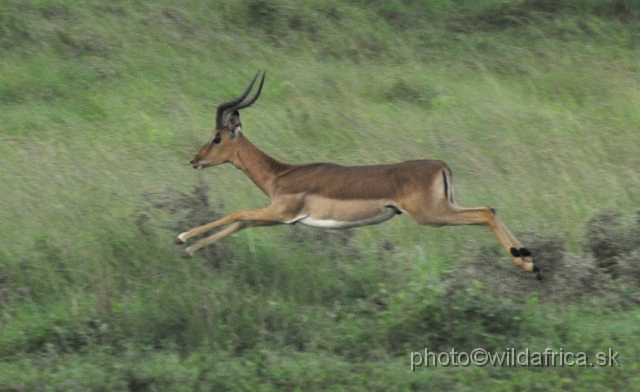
1,0,640,390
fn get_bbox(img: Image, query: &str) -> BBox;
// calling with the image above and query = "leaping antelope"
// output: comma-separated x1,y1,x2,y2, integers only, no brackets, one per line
175,72,541,279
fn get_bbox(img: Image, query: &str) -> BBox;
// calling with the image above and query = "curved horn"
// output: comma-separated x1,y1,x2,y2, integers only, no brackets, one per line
215,71,260,129
227,71,266,113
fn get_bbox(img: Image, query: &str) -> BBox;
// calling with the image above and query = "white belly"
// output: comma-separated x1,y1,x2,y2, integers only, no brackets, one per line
293,207,398,229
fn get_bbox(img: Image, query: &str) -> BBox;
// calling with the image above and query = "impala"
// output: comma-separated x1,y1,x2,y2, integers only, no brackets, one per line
175,72,541,279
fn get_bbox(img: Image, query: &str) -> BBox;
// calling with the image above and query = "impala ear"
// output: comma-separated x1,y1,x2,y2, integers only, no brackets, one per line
228,110,242,137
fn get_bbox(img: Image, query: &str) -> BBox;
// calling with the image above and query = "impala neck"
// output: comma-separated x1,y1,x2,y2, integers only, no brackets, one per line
230,133,290,196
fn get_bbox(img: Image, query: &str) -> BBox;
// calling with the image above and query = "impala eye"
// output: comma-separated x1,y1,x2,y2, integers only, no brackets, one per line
212,134,222,144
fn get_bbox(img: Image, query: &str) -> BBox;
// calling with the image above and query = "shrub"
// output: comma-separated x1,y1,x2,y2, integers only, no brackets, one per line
143,180,234,268
448,229,613,304
585,208,640,277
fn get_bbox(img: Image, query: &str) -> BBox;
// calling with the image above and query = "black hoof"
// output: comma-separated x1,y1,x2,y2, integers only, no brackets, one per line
180,251,192,259
536,271,543,281
532,264,540,273
510,247,521,257
174,237,184,245
520,248,532,257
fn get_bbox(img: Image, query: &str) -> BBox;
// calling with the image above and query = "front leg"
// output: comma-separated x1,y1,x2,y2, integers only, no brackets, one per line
174,206,287,252
174,207,284,244
174,215,236,245
181,220,281,258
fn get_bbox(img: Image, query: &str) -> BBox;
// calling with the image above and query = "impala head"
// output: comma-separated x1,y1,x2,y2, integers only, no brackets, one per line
190,71,266,170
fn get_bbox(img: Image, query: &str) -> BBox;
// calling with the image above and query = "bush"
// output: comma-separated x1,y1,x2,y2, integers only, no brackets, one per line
447,230,613,304
585,208,640,277
144,180,234,268
382,279,528,354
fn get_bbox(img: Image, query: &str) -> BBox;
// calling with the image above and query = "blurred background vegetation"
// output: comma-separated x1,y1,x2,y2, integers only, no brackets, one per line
0,0,639,390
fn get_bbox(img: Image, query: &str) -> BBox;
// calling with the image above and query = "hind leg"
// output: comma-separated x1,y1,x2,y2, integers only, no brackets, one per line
489,209,535,271
403,201,540,279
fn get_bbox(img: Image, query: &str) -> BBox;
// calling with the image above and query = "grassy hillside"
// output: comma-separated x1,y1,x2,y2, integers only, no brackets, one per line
1,0,639,390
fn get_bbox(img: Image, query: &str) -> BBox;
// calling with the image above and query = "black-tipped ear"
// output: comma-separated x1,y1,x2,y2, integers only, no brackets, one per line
228,110,242,136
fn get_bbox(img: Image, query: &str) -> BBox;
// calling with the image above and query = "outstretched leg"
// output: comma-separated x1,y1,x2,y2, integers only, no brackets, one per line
174,207,285,245
180,220,281,258
490,210,535,271
404,201,540,279
174,206,287,257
